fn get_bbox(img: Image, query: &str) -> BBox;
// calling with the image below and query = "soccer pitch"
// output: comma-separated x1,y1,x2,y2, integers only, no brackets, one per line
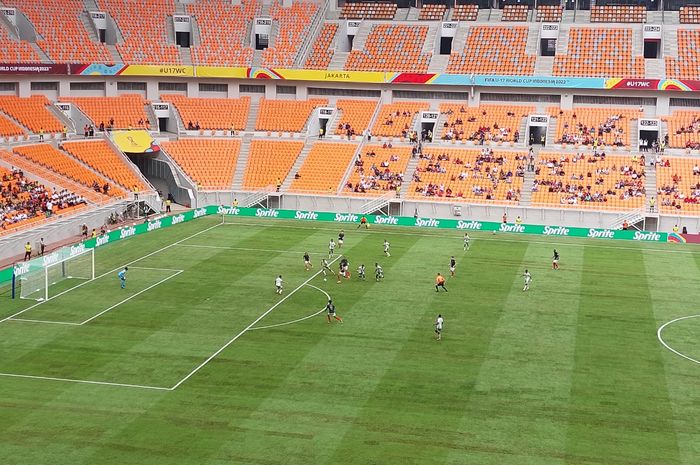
1,215,700,465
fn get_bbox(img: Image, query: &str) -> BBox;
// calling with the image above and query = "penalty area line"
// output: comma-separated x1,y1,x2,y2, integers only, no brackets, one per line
0,372,172,391
169,255,342,390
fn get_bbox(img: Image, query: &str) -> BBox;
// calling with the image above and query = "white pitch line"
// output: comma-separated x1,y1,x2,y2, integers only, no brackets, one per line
249,283,331,331
128,266,185,272
0,221,222,325
169,255,342,390
657,314,700,365
0,372,171,391
177,244,328,255
7,318,81,326
220,221,698,255
79,270,183,325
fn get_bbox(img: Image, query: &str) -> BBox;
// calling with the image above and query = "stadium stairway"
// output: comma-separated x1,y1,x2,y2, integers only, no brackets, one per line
245,100,259,132
645,58,663,79
179,46,193,65
328,50,348,70
231,133,253,190
280,136,315,192
645,162,656,211
400,152,421,199
335,141,365,194
664,27,678,59
451,22,469,54
519,168,537,207
406,7,420,21
629,119,639,150
534,56,554,76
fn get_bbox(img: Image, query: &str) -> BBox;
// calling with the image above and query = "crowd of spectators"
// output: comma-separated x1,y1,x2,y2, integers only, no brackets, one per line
557,112,626,146
1,167,85,231
346,150,404,194
440,106,520,143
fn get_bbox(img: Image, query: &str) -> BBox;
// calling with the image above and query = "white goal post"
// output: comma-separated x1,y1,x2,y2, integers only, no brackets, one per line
13,248,95,301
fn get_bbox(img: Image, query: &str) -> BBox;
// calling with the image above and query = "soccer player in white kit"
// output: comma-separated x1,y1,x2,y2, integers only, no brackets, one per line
463,233,471,251
435,314,444,341
375,263,384,281
328,239,336,258
357,264,366,280
522,269,531,291
383,239,391,257
275,275,285,294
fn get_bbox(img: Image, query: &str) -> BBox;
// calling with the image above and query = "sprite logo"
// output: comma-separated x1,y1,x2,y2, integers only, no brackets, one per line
69,244,86,256
499,223,525,233
255,208,279,217
295,211,318,220
587,229,615,239
147,219,162,232
415,218,440,228
13,261,30,276
171,213,186,225
216,206,240,216
42,252,60,267
543,226,569,236
120,226,136,239
634,231,661,241
96,235,110,247
456,220,482,230
334,213,358,222
374,216,399,225
193,208,207,218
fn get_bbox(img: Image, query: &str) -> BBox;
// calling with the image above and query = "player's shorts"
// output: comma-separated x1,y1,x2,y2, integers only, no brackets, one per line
449,266,455,273
276,285,282,290
338,239,344,245
327,311,335,316
304,259,310,265
553,259,559,264
435,327,442,334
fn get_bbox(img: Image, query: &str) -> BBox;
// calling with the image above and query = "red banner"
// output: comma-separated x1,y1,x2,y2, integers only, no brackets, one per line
0,63,68,75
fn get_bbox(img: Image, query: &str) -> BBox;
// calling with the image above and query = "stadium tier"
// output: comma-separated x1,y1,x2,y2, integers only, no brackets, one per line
162,95,250,131
548,107,640,148
161,138,240,190
61,95,149,130
256,98,327,132
438,104,532,143
243,140,304,189
371,102,429,138
335,99,378,138
664,110,700,149
289,142,357,193
447,26,535,75
304,22,338,70
345,23,431,73
262,2,319,68
656,156,700,213
0,96,63,134
344,144,412,195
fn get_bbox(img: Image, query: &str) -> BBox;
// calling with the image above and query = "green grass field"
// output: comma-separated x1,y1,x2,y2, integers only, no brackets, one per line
1,215,700,465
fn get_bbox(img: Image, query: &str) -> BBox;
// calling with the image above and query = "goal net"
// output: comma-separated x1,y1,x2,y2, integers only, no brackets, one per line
15,248,95,301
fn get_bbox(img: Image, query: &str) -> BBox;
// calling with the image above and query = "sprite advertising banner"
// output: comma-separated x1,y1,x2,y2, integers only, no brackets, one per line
2,206,667,285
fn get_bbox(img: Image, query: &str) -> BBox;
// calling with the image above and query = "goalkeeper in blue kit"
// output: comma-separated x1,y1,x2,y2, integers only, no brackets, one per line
118,267,128,289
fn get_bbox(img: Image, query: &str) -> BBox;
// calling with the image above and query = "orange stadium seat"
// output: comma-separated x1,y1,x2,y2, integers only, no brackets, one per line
407,147,524,204
243,140,303,189
663,111,700,149
305,22,338,70
0,113,26,138
262,2,319,68
447,26,535,75
344,144,411,196
162,95,250,131
666,30,700,80
438,103,533,143
657,157,700,214
5,0,112,63
419,4,446,20
680,6,700,23
371,101,429,138
13,144,125,198
548,107,639,148
0,27,40,62
590,5,647,23
532,152,645,210
340,3,397,19
334,99,378,138
0,95,62,134
345,24,431,73
61,140,149,193
501,4,529,21
100,0,181,65
289,142,357,193
536,5,563,22
188,0,259,66
452,4,478,21
256,98,327,132
553,28,645,78
161,139,240,190
61,95,149,130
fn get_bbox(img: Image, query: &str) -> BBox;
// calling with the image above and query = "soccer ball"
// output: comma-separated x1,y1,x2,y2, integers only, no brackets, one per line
323,278,327,282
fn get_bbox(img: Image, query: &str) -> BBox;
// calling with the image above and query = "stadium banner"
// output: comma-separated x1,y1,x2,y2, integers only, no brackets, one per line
0,63,69,75
111,130,160,154
271,69,387,83
605,78,700,92
195,66,249,79
72,64,195,77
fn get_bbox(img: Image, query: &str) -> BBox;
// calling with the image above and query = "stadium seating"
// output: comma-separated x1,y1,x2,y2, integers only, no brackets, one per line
61,140,149,193
304,22,338,70
344,144,411,196
0,95,63,134
371,101,429,138
438,104,532,143
553,28,644,78
590,5,647,23
501,4,529,22
243,140,303,189
161,95,250,131
339,2,397,19
161,139,240,190
664,110,700,149
666,30,700,80
447,26,535,75
61,95,149,130
536,5,563,22
187,0,258,66
452,4,478,21
262,2,319,68
289,142,357,193
0,28,40,63
5,0,112,63
100,0,181,65
656,157,700,213
0,114,26,138
549,107,638,148
407,147,524,204
334,99,378,138
680,6,700,24
0,164,87,235
345,24,431,73
532,152,646,210
419,4,446,20
255,98,327,132
12,144,125,198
